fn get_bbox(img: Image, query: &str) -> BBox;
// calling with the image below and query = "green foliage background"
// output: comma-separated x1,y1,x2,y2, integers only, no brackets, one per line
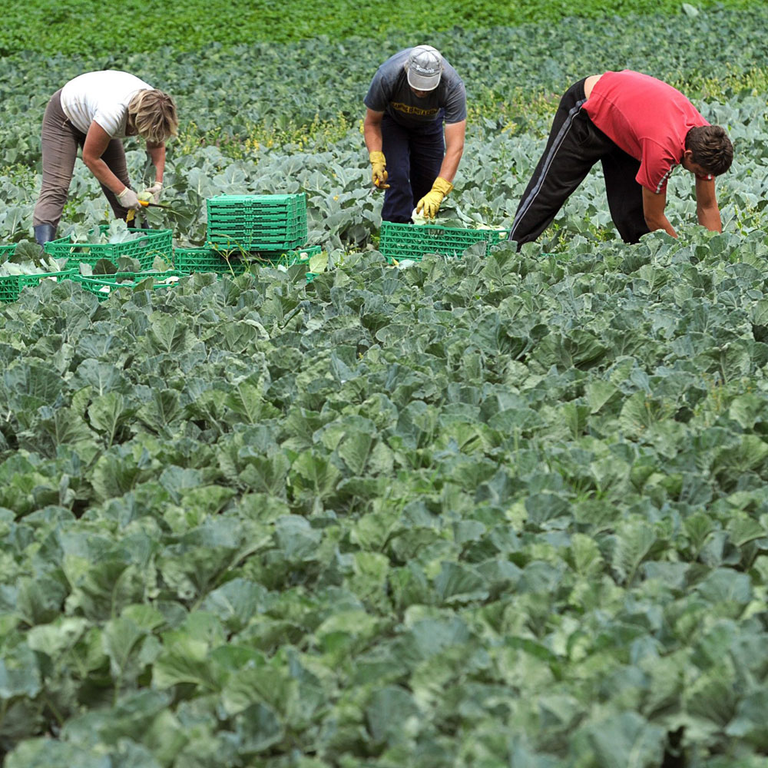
2,2,768,767
0,0,765,55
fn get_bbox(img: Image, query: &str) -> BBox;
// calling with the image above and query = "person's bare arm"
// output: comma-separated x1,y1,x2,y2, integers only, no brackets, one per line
437,120,466,184
642,187,677,238
146,142,166,185
82,121,127,194
363,108,385,154
694,175,722,232
583,74,602,100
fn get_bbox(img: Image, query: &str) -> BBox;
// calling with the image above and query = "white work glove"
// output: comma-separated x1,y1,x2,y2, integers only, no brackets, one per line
116,187,142,210
142,182,163,202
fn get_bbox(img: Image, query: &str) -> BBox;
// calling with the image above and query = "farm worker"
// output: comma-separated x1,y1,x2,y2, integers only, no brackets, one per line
509,70,733,246
364,45,467,223
32,70,179,245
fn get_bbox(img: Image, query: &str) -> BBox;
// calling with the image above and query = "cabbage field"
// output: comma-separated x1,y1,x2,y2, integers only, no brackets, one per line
2,2,768,767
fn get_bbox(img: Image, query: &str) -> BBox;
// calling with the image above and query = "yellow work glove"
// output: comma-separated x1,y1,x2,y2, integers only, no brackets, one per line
369,151,390,189
416,177,453,219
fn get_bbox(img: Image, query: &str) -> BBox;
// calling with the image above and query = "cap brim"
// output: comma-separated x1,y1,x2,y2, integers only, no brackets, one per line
407,69,441,91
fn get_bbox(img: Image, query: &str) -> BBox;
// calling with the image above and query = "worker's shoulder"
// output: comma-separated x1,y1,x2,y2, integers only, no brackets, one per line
377,49,410,73
439,60,465,93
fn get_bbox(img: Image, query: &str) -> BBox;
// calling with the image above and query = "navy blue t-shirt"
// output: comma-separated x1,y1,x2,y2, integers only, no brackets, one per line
364,49,467,129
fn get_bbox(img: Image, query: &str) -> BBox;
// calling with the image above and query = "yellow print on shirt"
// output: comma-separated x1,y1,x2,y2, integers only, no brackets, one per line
391,102,439,116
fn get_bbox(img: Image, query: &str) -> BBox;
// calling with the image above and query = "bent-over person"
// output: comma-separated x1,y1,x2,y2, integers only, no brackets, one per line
509,70,733,247
364,45,466,222
33,70,178,245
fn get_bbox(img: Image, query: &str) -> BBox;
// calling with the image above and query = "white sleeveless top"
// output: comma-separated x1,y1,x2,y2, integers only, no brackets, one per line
60,70,153,138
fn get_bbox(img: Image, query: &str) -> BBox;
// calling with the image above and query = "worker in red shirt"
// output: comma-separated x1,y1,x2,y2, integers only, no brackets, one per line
509,70,733,246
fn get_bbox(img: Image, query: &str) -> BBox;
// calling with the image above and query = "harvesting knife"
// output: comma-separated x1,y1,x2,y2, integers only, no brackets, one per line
126,200,181,223
138,200,179,212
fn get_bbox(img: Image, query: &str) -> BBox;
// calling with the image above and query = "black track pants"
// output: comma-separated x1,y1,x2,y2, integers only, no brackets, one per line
509,78,651,246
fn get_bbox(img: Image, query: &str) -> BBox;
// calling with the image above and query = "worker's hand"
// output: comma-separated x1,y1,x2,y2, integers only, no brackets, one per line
416,177,453,219
369,151,390,189
117,187,142,210
142,182,163,202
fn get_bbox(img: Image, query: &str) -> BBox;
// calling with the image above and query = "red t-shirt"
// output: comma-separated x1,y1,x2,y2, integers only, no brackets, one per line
583,70,710,194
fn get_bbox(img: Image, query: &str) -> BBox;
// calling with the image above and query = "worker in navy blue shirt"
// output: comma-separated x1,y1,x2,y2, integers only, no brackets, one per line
364,45,467,223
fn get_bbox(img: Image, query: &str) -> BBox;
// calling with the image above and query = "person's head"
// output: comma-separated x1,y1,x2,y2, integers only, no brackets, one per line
683,125,733,177
128,89,178,145
405,45,443,96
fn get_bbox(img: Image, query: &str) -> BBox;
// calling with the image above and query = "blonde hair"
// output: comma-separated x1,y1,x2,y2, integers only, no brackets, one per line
128,89,178,144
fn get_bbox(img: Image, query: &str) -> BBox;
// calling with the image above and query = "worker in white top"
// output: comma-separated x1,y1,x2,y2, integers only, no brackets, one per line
32,70,179,245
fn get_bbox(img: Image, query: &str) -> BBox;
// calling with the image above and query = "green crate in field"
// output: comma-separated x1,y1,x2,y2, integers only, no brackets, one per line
174,245,321,275
289,245,321,262
72,271,182,301
174,248,249,276
207,193,305,205
207,193,306,216
206,194,308,252
206,220,308,252
0,270,75,303
45,227,173,269
379,221,509,262
207,233,307,252
206,215,308,234
207,206,307,221
206,209,308,227
0,245,17,260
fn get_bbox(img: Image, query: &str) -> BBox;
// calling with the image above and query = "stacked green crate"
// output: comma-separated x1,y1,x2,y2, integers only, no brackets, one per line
206,194,308,252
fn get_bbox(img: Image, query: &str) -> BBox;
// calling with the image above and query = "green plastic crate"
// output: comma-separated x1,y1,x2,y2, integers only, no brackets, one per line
206,217,308,252
206,215,307,231
379,221,509,262
0,244,18,261
45,227,173,269
206,194,308,251
0,270,75,303
290,245,321,262
207,193,305,204
207,205,307,219
206,213,306,224
206,218,307,236
207,233,307,252
72,270,182,301
207,200,307,219
174,245,320,275
207,193,306,216
174,248,248,276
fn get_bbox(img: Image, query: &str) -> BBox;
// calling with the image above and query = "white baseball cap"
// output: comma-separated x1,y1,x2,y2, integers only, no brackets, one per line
406,45,443,91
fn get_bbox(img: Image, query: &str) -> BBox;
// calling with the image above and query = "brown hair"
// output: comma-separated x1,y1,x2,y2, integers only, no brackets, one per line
685,125,733,176
128,89,178,145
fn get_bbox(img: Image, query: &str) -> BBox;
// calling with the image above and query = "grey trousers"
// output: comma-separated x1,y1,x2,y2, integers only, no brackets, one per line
33,89,132,229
